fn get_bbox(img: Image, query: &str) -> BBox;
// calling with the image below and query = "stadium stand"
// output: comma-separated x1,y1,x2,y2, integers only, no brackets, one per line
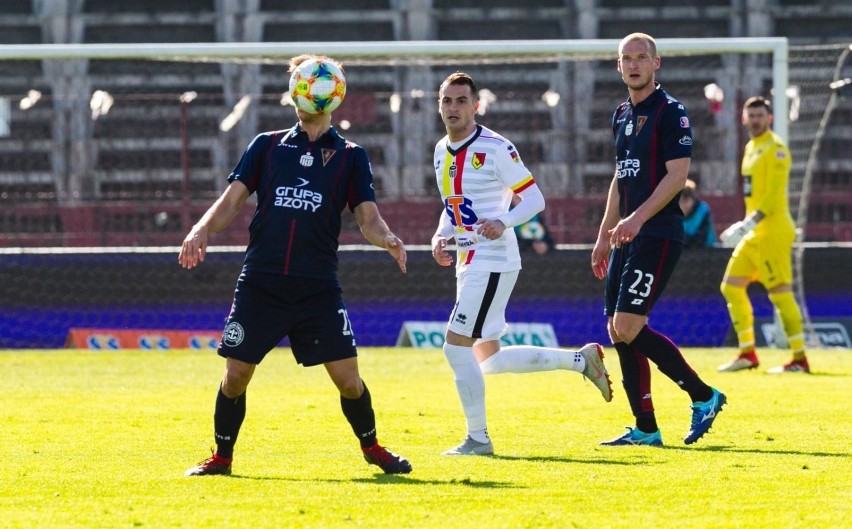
0,0,850,247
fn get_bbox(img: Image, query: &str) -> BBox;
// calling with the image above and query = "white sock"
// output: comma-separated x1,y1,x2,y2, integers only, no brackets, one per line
443,343,487,439
479,346,585,374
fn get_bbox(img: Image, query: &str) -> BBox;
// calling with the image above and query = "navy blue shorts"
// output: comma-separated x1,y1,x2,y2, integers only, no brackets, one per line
217,272,357,366
604,236,683,317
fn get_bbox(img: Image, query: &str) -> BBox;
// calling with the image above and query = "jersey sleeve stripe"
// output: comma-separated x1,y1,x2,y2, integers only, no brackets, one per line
511,175,535,193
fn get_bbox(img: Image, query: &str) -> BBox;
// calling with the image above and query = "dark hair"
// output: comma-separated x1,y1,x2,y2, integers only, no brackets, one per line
743,95,771,113
440,72,478,99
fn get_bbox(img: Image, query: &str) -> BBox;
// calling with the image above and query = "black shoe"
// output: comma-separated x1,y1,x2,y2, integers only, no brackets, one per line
185,453,232,476
362,441,412,474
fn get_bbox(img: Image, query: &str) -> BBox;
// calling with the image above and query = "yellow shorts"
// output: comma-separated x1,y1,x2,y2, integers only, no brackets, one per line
724,230,795,289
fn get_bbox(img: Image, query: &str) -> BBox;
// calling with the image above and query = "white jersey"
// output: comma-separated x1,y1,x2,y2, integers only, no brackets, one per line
434,124,536,275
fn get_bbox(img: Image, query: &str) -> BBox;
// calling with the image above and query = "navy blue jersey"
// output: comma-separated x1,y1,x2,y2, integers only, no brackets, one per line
228,124,376,281
611,85,692,241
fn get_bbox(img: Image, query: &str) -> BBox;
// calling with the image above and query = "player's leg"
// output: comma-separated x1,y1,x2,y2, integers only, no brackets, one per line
292,286,411,474
324,358,412,474
476,341,612,402
600,244,662,446
718,239,760,371
612,237,724,445
761,233,810,373
441,270,510,455
601,315,663,446
186,273,282,477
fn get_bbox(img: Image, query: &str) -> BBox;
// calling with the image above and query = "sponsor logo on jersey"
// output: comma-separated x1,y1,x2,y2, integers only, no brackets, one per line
222,322,245,347
616,156,641,178
445,195,478,226
321,148,336,166
679,135,693,146
471,152,486,170
680,116,690,128
299,152,314,167
776,150,787,158
625,122,633,136
274,185,323,211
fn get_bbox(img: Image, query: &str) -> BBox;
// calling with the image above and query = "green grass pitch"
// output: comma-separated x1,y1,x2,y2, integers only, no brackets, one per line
3,346,850,528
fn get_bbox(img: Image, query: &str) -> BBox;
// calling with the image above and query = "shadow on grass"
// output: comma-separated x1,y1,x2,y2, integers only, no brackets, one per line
661,445,851,458
229,474,520,488
488,454,639,466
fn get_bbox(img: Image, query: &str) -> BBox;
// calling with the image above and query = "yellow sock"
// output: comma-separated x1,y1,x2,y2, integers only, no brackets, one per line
721,282,754,350
769,291,806,357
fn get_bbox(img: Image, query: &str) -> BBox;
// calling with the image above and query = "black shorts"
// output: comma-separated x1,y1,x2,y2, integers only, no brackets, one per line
217,272,358,366
604,236,683,317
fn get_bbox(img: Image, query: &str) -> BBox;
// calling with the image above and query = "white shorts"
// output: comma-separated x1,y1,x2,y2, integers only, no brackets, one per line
447,270,519,341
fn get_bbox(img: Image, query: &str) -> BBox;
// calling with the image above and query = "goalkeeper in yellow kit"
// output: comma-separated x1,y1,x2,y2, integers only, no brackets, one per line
717,96,810,373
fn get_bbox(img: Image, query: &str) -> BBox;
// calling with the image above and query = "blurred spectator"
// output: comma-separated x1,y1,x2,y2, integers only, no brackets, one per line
515,213,554,255
679,179,717,248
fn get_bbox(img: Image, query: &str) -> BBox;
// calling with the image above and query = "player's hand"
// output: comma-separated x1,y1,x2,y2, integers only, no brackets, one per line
475,218,506,240
178,225,209,269
590,238,610,280
385,234,407,274
719,218,756,247
431,236,453,267
607,214,642,249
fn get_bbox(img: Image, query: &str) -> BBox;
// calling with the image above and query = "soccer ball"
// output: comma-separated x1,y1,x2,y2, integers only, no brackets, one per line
288,58,346,115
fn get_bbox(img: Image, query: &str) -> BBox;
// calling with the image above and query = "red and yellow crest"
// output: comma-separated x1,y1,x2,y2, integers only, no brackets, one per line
471,152,486,170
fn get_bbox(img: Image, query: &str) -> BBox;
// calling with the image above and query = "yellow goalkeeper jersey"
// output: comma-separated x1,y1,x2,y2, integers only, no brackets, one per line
741,130,795,238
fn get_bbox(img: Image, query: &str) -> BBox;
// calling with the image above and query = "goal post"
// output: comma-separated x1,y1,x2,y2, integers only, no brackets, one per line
0,37,791,141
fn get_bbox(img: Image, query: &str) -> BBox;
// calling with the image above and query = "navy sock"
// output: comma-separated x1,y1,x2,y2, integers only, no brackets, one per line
214,386,246,459
340,382,377,448
630,326,713,403
613,342,658,433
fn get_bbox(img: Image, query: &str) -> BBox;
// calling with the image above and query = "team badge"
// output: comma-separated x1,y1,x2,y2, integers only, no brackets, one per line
471,152,486,170
222,322,245,347
636,116,647,135
509,149,520,163
321,149,336,166
680,116,690,128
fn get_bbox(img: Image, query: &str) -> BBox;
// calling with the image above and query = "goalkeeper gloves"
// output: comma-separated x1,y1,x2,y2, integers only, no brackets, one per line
719,217,757,247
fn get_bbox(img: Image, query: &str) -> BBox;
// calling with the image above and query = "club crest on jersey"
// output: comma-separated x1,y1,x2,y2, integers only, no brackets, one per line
300,152,314,167
625,122,633,136
471,152,486,170
636,116,647,135
509,149,520,163
321,149,336,166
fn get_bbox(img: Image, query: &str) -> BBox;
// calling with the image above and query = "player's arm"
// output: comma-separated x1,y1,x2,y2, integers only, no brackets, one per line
354,201,407,274
179,180,250,269
591,172,621,279
431,210,454,267
754,144,791,220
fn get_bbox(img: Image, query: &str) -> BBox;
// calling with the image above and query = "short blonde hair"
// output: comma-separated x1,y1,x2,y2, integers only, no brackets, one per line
288,54,344,74
618,33,657,57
